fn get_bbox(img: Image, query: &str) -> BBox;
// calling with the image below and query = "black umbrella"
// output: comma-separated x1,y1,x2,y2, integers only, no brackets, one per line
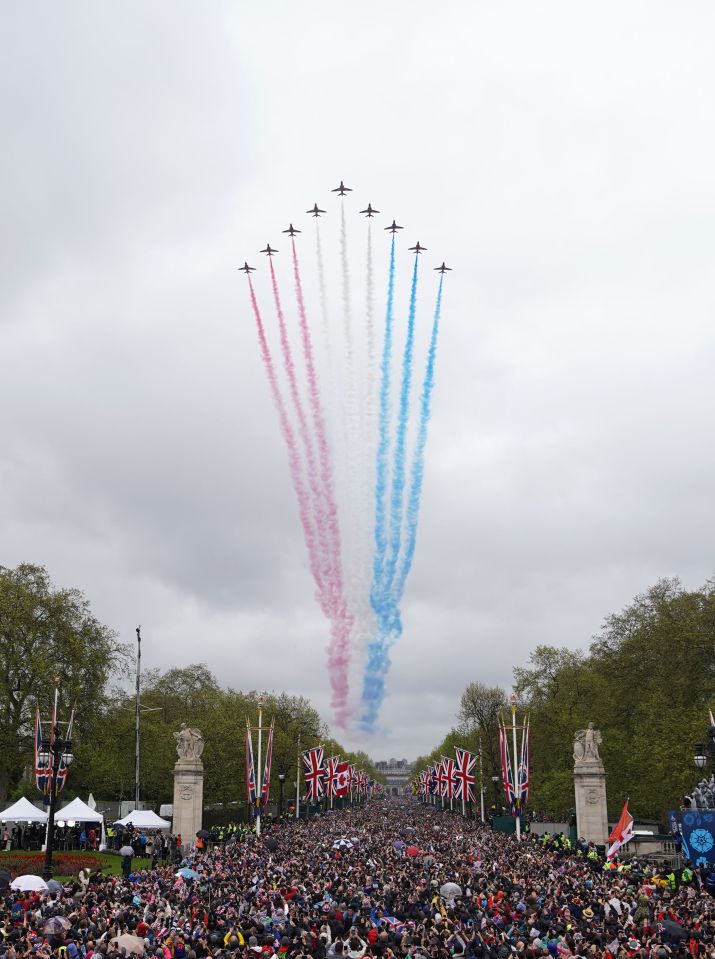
196,830,210,839
265,837,278,850
658,920,687,942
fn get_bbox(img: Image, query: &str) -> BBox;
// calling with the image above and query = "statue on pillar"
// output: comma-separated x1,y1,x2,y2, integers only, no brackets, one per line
173,724,204,762
574,723,602,764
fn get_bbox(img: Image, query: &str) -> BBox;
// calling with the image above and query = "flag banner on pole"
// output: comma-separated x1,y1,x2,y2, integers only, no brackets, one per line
499,723,515,806
302,747,325,801
454,748,476,802
56,703,75,795
324,755,339,797
334,760,351,797
607,799,634,860
435,758,447,797
441,756,456,800
359,769,368,795
245,719,257,805
260,721,274,806
34,708,50,796
518,721,530,807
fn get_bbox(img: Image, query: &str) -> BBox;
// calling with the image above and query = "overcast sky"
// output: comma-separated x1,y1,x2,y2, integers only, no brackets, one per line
2,2,714,763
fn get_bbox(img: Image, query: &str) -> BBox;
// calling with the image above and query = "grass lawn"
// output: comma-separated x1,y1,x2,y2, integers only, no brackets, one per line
0,849,152,880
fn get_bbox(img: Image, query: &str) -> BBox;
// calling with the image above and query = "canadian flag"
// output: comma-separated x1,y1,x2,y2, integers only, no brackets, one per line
334,761,351,797
607,799,634,860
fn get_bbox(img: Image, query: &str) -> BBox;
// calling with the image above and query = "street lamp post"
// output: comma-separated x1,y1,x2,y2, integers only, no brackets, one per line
491,774,499,812
40,724,73,880
693,718,715,806
278,773,285,819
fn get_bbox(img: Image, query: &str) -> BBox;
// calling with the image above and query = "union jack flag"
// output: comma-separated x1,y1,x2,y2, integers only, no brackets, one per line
435,758,447,797
245,719,257,805
418,770,428,797
358,769,368,795
518,721,530,807
454,748,476,803
426,764,438,796
440,757,455,799
324,755,340,797
302,746,325,801
261,721,274,806
34,708,51,797
498,723,515,807
55,703,75,795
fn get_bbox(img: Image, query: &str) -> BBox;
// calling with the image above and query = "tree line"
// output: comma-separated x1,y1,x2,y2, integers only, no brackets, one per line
414,577,715,824
0,563,383,807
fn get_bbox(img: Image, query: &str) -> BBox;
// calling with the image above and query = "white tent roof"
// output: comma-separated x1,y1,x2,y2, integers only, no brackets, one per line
0,796,48,823
115,810,170,830
56,797,104,823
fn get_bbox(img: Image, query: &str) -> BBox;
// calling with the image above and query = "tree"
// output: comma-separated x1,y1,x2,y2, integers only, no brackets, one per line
0,563,128,802
457,681,508,786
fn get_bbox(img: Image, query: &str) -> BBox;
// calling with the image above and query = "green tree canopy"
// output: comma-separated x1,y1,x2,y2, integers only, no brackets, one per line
0,563,128,802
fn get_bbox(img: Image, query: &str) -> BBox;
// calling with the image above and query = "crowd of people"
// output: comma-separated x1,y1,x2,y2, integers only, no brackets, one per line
1,799,714,959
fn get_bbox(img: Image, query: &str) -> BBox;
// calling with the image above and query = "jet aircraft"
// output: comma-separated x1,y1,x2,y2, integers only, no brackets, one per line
306,203,325,217
282,224,301,236
260,244,277,256
238,262,255,273
434,262,452,274
409,241,427,254
331,181,352,195
359,204,379,217
385,220,403,233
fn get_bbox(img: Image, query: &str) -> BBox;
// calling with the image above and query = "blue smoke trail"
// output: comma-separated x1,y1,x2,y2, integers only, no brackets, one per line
370,236,396,603
361,254,420,731
381,255,419,606
394,277,443,599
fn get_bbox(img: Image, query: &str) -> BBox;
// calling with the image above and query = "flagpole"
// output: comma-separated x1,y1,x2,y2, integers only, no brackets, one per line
479,736,485,823
296,736,301,820
256,694,263,837
511,692,521,840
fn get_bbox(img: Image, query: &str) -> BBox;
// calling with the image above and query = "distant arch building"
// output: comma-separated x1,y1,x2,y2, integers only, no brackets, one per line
375,758,414,796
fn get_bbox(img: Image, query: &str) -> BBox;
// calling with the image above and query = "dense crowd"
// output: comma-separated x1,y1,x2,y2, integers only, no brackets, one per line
1,800,714,959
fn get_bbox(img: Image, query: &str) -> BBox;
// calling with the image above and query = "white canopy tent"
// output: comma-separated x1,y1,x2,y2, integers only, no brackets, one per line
56,797,103,824
115,810,171,830
0,797,48,823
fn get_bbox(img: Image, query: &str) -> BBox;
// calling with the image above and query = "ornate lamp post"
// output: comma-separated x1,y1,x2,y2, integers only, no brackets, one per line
693,717,715,808
491,773,499,811
694,721,715,773
39,710,74,880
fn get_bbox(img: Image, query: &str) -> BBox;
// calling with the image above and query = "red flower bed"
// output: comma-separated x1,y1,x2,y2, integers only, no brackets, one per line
0,852,106,878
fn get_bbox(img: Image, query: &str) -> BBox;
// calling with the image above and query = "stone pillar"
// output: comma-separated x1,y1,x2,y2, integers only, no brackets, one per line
573,723,609,846
171,726,204,848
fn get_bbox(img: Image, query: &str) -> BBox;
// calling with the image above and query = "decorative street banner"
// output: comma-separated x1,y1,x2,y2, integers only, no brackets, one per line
680,809,715,866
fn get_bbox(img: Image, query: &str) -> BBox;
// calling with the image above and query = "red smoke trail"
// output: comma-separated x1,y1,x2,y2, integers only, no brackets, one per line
291,240,353,724
268,259,332,594
247,278,323,597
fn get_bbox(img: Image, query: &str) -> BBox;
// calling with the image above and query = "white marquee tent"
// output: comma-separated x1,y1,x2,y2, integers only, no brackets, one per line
0,797,47,823
56,797,103,824
115,810,170,830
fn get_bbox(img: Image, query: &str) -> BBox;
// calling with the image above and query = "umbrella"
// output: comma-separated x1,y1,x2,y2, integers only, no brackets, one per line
422,855,435,866
332,839,353,849
110,935,145,956
393,840,406,850
119,846,135,857
176,867,200,881
406,846,421,857
11,875,48,892
440,882,462,898
46,879,64,894
265,837,278,851
196,829,210,839
43,917,71,935
657,921,687,942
